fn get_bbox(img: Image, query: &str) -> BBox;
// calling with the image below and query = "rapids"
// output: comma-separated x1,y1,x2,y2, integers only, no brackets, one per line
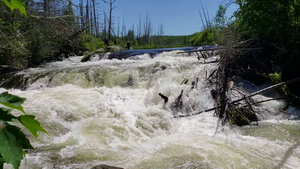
1,50,300,169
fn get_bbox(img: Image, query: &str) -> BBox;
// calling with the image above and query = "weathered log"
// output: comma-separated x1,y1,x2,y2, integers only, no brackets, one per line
174,107,217,118
231,78,300,104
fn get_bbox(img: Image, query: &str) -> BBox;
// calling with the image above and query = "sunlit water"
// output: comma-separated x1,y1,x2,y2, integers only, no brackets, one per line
1,51,300,169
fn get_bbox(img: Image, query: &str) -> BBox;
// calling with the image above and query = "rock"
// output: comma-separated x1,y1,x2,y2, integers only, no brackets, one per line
81,52,95,62
56,53,65,61
0,65,21,75
91,164,123,169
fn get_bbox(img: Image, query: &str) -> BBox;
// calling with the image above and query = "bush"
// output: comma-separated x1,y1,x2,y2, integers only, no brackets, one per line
189,28,217,46
79,33,105,52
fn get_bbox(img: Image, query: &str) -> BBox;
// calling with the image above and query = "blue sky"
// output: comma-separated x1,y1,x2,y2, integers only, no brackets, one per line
76,0,238,36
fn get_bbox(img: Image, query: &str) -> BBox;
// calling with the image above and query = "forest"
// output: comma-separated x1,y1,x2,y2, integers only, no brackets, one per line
0,0,193,69
0,0,299,68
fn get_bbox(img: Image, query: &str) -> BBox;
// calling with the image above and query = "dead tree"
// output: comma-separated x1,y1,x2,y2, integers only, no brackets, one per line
102,0,116,41
92,0,98,36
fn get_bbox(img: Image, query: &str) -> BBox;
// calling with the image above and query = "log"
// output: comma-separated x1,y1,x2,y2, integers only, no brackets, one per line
175,97,285,118
231,78,300,104
176,47,224,54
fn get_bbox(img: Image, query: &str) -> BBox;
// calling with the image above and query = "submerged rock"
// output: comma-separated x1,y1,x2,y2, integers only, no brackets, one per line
91,164,123,169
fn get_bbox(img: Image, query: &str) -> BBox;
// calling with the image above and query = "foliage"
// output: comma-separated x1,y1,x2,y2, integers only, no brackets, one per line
0,92,47,169
189,28,217,46
269,72,282,84
2,0,26,16
214,5,226,28
79,33,105,52
0,1,82,67
235,0,300,43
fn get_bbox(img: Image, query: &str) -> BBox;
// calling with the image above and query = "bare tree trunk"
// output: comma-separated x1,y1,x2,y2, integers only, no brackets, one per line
103,0,116,41
92,0,97,36
86,0,90,33
198,6,206,30
89,0,93,34
143,12,152,44
200,1,209,30
138,14,142,44
121,14,125,38
79,0,84,29
117,17,120,37
103,11,107,37
43,0,50,17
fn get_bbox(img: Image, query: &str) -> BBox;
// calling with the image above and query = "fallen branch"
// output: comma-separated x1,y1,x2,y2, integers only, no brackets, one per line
175,97,285,118
231,78,300,104
174,107,216,118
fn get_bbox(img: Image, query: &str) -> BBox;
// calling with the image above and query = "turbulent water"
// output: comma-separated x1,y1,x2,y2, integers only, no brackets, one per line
1,50,300,169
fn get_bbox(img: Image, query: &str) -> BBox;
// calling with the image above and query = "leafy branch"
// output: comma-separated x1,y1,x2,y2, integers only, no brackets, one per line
0,92,47,169
1,0,27,16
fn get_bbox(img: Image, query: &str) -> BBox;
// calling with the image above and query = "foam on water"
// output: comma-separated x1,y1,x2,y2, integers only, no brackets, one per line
1,51,300,169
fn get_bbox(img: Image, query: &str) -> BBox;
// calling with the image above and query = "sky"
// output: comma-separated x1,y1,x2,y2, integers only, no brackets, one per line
77,0,239,36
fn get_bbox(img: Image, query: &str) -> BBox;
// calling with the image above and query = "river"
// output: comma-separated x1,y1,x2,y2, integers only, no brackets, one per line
1,49,300,169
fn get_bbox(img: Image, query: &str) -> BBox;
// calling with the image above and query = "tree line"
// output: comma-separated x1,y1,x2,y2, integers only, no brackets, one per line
0,0,194,69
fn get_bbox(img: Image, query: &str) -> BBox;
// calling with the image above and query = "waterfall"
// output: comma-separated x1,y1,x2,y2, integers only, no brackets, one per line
1,50,300,169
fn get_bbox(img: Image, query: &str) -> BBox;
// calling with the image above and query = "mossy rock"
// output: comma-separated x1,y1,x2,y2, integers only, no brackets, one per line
81,52,95,62
81,46,124,62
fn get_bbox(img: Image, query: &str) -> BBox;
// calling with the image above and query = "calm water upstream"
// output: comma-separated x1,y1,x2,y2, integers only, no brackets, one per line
1,49,300,169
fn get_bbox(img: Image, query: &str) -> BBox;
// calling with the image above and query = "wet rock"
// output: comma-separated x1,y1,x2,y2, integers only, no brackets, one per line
91,164,123,169
81,52,95,62
56,53,65,61
81,46,124,62
160,65,167,70
0,65,21,75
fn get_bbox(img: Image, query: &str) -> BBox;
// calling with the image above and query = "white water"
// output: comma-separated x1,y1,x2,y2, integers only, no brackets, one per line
2,51,300,169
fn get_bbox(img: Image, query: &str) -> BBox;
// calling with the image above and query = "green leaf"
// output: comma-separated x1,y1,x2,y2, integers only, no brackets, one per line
0,92,26,114
5,124,33,150
0,108,16,121
19,115,47,139
2,0,27,17
0,155,4,169
0,124,23,169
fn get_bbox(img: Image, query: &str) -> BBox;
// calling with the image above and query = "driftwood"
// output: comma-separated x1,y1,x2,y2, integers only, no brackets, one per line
177,47,223,60
176,78,300,118
231,77,300,104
